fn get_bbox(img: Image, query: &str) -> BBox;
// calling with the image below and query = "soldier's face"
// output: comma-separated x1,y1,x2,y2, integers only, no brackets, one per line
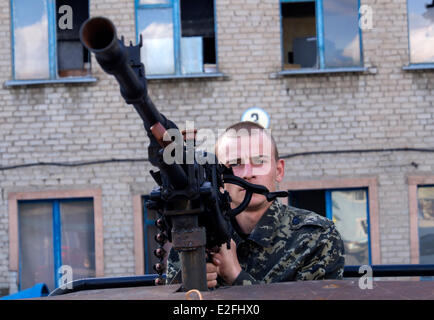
217,132,284,211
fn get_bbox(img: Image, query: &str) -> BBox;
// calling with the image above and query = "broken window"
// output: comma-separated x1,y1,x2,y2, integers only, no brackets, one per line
136,0,217,76
55,0,90,77
11,0,90,81
280,0,362,70
281,1,317,69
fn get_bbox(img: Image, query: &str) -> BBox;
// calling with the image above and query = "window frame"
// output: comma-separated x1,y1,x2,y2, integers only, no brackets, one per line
142,195,156,274
133,194,145,275
18,198,96,291
140,195,158,274
134,0,225,80
280,177,380,264
278,0,366,76
6,0,97,87
408,175,434,264
8,189,104,288
289,186,371,264
403,0,434,71
325,187,371,264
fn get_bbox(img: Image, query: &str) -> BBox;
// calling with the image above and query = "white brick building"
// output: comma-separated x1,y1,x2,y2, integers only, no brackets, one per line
1,0,434,295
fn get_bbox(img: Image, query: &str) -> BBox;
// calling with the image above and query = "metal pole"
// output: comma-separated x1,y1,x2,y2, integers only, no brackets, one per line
171,213,207,292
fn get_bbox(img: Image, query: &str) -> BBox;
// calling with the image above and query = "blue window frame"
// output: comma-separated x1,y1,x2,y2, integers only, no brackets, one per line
142,196,160,274
280,0,364,74
417,186,434,265
8,0,96,86
135,0,219,78
405,0,434,68
18,198,96,292
289,187,371,265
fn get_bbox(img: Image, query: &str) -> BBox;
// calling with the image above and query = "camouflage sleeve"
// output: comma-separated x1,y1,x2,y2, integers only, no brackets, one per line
232,270,260,286
295,224,345,281
165,247,182,285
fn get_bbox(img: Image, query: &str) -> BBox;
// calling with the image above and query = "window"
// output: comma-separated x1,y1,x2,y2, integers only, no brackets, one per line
407,0,434,64
280,0,362,71
289,188,370,265
10,0,90,81
18,199,95,292
135,0,217,77
142,196,159,273
417,186,434,265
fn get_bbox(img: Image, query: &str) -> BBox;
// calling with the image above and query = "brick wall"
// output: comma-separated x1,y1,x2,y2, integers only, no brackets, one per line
1,0,434,294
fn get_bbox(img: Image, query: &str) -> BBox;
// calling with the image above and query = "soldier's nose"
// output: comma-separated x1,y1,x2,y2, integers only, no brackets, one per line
241,163,254,180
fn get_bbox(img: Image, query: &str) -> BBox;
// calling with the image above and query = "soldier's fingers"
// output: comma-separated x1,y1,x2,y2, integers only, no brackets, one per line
212,253,222,265
207,271,217,281
207,279,217,288
230,239,237,248
207,262,217,272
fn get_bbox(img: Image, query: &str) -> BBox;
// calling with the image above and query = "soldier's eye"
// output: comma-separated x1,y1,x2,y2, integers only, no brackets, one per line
251,156,267,165
227,159,242,168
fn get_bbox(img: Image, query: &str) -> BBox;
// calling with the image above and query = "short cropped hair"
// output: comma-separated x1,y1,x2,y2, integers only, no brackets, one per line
216,121,279,161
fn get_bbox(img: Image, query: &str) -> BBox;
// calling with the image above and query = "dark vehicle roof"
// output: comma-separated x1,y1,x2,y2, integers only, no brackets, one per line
41,279,434,300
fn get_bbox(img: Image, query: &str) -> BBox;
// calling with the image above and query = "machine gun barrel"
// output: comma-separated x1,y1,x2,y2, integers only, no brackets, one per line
80,17,188,190
80,17,161,129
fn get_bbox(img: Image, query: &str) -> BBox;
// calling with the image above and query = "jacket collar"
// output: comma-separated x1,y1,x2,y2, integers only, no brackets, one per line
233,200,283,247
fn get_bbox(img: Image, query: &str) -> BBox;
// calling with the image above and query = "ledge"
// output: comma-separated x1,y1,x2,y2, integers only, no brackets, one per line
402,64,434,71
147,72,230,81
4,77,98,87
270,67,370,78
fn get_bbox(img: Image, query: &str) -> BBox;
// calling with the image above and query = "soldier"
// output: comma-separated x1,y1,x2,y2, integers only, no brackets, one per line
166,121,345,287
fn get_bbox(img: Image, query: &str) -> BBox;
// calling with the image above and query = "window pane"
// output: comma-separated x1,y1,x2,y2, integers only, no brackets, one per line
281,2,317,69
323,0,361,68
288,190,326,217
143,199,159,273
56,0,90,77
18,202,54,291
418,187,434,264
60,200,96,281
138,8,175,75
331,190,369,265
408,0,434,63
180,37,203,73
12,0,50,79
180,0,216,73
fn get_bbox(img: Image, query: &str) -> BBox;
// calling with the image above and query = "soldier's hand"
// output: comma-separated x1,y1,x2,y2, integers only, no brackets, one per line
206,262,218,288
212,239,241,285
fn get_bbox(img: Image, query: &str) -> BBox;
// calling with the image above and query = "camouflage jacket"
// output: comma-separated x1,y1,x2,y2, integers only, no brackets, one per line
165,200,345,286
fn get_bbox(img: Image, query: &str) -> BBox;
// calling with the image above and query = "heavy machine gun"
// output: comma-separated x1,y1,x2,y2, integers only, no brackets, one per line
79,17,288,292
